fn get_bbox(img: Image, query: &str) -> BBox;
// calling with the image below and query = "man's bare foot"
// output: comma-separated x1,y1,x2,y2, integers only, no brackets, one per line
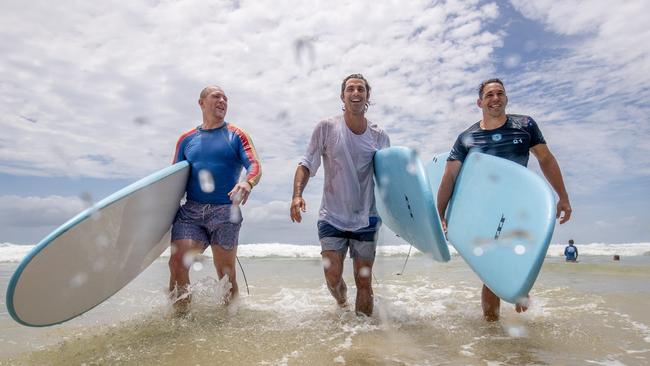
173,297,191,318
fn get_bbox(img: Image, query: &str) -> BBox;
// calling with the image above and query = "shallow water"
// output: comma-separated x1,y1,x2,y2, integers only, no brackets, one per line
1,255,649,365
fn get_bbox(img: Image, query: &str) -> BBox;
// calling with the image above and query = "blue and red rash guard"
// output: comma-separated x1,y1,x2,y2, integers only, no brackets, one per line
173,122,261,204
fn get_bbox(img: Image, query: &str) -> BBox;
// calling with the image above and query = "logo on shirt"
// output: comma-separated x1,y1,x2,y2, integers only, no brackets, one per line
492,134,502,142
513,138,523,144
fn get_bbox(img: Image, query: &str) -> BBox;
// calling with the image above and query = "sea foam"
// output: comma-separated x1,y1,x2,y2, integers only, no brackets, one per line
1,242,649,263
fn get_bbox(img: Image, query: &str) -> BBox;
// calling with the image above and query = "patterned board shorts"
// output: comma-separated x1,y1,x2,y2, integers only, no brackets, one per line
171,200,242,250
317,217,380,260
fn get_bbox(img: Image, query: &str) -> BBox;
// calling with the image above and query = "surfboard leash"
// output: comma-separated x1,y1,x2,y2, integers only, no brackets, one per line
396,244,413,275
236,256,250,295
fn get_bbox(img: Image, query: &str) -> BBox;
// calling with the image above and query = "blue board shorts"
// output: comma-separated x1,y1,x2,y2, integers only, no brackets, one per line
171,200,242,250
317,217,380,260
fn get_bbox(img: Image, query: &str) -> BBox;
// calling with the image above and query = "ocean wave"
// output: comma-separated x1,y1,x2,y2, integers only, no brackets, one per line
2,242,650,263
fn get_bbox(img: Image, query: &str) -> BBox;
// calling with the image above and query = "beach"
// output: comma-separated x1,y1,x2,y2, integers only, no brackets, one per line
1,243,649,365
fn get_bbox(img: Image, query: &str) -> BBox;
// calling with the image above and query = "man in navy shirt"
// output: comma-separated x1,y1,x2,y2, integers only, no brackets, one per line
437,78,572,321
565,239,578,262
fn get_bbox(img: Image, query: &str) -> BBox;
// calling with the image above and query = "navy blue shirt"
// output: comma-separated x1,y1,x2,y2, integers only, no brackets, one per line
448,114,546,167
173,123,261,204
564,244,578,260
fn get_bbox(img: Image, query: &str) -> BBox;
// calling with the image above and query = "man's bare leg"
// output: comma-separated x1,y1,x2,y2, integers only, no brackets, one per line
353,257,374,316
169,239,204,314
322,250,347,307
210,244,239,304
482,284,500,322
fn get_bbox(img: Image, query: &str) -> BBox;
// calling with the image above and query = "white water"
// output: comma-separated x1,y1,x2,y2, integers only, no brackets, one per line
2,242,649,263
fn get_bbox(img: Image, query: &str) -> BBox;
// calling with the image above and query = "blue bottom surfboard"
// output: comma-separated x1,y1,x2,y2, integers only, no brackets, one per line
6,161,189,326
426,152,556,303
374,147,450,262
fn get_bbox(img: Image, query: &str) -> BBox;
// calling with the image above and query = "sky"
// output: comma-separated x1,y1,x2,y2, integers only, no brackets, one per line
1,0,649,246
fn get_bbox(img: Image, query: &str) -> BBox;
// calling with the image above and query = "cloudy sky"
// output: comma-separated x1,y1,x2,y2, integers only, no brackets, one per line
1,0,649,245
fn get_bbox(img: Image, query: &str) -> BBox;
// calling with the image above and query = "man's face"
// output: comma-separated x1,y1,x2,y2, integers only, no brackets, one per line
341,78,369,114
199,87,228,121
478,83,507,118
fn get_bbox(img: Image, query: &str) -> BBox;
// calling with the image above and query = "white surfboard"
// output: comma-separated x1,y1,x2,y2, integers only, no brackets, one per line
6,161,189,327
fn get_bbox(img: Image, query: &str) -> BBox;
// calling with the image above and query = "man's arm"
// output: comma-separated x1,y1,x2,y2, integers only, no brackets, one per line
290,165,310,223
531,144,572,224
436,160,462,232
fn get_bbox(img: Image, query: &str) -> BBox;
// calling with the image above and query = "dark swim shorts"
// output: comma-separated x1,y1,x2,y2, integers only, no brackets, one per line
317,217,380,260
171,200,242,250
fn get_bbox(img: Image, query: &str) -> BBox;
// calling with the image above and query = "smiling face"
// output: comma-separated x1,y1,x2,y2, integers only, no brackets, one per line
341,78,369,115
199,86,228,122
478,82,508,118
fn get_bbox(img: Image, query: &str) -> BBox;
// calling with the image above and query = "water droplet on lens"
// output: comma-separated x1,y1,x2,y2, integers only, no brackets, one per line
322,257,331,269
229,205,242,223
506,325,527,338
70,273,88,288
406,163,417,175
95,235,109,248
198,169,215,193
192,262,203,271
514,245,526,255
359,267,371,278
504,54,522,68
183,252,196,268
92,259,107,272
462,135,475,146
473,247,484,256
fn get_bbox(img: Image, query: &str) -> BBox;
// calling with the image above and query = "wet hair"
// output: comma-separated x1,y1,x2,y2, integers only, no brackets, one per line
569,239,575,245
478,78,505,99
340,73,371,99
199,85,224,99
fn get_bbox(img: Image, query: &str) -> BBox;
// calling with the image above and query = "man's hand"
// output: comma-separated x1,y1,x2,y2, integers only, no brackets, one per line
290,196,306,223
557,198,572,224
228,182,252,205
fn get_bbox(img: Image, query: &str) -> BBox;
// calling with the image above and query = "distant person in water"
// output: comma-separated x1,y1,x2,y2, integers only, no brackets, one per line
169,85,261,315
437,78,572,321
565,239,578,262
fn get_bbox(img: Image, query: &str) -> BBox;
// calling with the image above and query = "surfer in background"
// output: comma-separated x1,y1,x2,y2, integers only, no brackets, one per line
169,85,261,315
437,78,571,321
290,74,390,316
565,239,578,262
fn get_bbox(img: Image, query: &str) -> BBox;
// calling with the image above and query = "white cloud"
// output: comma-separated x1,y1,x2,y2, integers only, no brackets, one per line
504,0,650,192
0,195,86,227
0,0,503,186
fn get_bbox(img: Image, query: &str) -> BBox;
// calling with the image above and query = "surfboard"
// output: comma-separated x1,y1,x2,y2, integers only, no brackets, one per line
374,147,450,262
426,152,556,303
6,161,190,327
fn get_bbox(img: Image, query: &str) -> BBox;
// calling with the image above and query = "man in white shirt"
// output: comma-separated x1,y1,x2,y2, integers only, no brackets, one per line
290,74,390,316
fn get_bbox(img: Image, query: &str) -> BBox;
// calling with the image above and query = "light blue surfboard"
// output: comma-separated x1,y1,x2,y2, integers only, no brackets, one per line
374,147,450,262
6,161,189,327
426,152,556,303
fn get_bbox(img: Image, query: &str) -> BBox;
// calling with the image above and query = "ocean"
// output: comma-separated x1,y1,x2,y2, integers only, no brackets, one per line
1,242,649,365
